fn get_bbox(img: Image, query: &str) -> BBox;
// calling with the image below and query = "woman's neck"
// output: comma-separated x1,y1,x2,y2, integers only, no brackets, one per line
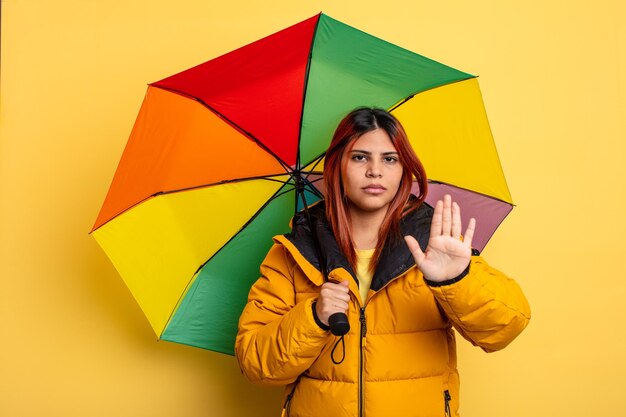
349,206,387,250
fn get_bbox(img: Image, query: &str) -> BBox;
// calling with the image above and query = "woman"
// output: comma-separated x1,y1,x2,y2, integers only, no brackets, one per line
235,108,530,417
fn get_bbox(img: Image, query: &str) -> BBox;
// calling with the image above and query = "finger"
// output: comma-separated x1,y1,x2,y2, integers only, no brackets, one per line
335,299,349,310
404,235,425,265
333,291,351,303
326,296,349,310
430,199,443,236
323,283,350,296
329,280,350,292
321,283,339,295
442,194,452,236
463,218,476,248
451,201,462,239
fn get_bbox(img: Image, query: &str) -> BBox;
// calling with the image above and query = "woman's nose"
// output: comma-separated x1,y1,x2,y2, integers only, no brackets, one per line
366,161,382,178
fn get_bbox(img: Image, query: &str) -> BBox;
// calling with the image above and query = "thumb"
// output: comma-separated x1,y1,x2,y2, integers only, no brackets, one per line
404,235,425,265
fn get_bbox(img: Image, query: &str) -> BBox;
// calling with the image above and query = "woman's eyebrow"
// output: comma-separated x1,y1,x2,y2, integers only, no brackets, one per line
350,149,399,156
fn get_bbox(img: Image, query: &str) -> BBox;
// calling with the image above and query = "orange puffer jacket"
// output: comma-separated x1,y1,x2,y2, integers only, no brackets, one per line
235,203,530,417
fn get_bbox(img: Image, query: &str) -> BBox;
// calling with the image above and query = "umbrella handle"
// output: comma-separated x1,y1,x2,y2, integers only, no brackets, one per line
328,312,350,336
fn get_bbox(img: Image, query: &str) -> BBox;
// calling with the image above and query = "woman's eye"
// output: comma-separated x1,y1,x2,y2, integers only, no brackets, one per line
352,154,366,161
384,157,398,163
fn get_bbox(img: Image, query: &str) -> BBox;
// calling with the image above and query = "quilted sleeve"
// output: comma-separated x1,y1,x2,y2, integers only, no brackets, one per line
235,243,330,386
428,255,531,352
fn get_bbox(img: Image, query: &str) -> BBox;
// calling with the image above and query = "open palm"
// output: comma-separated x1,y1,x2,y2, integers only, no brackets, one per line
404,195,475,282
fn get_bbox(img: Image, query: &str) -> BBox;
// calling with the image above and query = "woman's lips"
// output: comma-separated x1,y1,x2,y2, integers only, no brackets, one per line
362,184,386,194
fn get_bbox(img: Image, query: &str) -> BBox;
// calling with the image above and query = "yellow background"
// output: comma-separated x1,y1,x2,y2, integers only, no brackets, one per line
1,0,624,416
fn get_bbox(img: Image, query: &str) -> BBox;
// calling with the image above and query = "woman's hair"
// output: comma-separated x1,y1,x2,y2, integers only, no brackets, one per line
323,107,428,272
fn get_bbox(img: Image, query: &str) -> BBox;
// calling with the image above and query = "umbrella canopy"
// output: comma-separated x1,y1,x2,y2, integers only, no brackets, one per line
91,13,513,355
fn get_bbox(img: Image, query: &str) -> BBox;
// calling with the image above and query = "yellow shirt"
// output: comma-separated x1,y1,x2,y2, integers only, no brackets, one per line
355,248,375,303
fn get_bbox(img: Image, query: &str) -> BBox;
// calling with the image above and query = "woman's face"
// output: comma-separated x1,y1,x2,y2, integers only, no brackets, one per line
340,128,403,218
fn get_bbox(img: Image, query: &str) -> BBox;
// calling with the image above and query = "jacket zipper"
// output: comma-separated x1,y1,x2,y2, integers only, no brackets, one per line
280,393,292,417
353,266,415,417
359,307,367,417
444,390,452,417
356,269,408,417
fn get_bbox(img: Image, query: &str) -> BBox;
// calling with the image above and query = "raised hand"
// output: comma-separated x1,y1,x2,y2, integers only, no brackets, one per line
404,194,476,282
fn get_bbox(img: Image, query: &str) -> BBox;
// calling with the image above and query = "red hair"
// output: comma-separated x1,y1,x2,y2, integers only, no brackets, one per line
323,108,428,272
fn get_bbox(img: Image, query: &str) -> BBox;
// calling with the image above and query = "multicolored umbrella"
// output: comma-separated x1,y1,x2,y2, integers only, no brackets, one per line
91,13,513,355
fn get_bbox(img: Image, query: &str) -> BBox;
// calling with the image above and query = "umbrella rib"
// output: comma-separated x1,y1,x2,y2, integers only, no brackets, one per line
387,76,477,113
306,176,323,186
294,13,323,173
302,154,325,174
300,151,327,175
291,16,322,214
426,179,515,206
162,182,297,338
192,184,294,277
304,181,324,199
270,185,298,201
93,175,293,231
156,174,292,197
151,85,293,174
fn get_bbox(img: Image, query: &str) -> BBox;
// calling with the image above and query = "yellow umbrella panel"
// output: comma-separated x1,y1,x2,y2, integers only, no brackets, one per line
392,78,514,250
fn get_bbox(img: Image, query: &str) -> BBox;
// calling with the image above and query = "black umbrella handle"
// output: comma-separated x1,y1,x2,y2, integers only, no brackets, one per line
328,312,350,336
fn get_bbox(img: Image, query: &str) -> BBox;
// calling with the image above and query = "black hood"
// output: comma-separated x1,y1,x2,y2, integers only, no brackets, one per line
283,199,433,292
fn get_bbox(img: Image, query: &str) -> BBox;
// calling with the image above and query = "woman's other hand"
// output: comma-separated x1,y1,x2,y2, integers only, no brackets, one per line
404,194,475,283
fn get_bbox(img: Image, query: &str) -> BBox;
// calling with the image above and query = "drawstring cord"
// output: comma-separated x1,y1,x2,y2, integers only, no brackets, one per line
331,335,346,364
